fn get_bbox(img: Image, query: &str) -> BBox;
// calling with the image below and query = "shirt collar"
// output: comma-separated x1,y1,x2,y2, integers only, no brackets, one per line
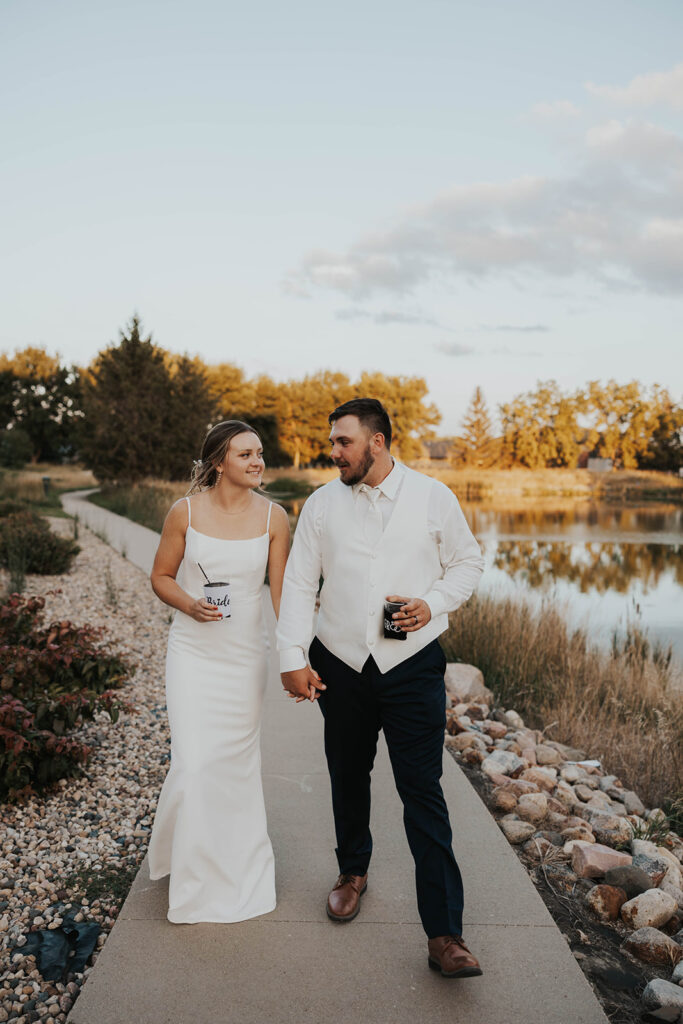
352,459,404,502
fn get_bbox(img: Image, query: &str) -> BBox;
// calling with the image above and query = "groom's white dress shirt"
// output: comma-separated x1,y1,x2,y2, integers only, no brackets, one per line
277,461,484,675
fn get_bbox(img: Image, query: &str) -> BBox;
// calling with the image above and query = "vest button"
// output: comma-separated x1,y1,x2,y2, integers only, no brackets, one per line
369,609,375,616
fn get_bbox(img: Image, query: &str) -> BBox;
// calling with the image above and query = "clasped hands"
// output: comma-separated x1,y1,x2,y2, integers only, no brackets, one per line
280,595,432,703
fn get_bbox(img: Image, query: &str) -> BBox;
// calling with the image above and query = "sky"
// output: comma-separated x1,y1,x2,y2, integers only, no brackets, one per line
1,0,682,433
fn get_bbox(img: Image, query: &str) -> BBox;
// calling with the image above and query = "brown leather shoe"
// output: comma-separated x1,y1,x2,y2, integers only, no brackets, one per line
428,935,483,978
326,873,368,922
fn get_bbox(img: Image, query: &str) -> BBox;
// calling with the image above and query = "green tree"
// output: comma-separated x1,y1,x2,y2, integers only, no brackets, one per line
80,316,176,481
641,386,683,471
355,372,440,460
163,354,216,479
460,387,496,467
0,347,82,461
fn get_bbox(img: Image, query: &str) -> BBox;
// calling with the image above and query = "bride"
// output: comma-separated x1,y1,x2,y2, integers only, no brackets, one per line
148,420,290,923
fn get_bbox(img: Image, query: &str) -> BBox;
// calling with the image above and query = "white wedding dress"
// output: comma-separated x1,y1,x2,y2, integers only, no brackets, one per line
148,497,276,923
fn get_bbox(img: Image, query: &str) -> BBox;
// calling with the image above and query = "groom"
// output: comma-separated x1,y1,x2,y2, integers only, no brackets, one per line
276,398,485,978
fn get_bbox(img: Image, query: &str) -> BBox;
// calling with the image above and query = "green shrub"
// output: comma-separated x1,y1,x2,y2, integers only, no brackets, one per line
0,428,33,469
0,499,30,518
0,510,80,575
0,593,132,800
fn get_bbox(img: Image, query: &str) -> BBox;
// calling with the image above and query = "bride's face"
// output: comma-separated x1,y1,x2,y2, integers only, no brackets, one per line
219,432,265,489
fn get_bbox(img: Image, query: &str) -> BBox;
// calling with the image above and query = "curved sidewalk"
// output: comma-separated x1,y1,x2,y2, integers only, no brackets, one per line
62,494,608,1024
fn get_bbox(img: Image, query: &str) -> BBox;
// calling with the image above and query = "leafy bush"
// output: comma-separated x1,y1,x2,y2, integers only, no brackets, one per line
0,593,132,800
0,427,33,469
0,498,30,518
0,510,80,575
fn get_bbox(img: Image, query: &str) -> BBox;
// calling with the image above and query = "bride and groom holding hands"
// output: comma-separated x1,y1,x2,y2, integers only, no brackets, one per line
148,397,485,979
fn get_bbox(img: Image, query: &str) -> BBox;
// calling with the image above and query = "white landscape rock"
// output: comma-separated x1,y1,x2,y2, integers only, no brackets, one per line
444,663,493,705
499,819,537,844
621,888,677,930
481,749,525,779
640,978,683,1021
516,792,548,824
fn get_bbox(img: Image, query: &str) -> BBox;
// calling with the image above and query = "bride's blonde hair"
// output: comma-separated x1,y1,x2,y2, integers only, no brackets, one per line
187,420,261,494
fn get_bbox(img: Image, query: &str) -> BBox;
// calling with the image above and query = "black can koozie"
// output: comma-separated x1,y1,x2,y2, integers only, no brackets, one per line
383,600,407,640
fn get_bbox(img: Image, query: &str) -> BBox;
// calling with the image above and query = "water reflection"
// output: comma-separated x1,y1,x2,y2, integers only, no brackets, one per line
490,540,683,594
464,502,683,542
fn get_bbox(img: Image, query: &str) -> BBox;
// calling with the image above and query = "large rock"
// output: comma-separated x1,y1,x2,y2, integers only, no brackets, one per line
621,889,678,930
445,731,479,752
586,884,628,922
572,843,632,879
499,708,525,730
604,865,653,899
516,792,548,824
658,850,683,885
632,851,670,887
622,927,683,966
491,787,518,813
622,790,646,816
660,878,683,910
534,743,562,766
672,961,683,986
490,776,540,797
481,720,508,740
444,664,493,705
522,835,563,861
640,978,683,1020
564,838,595,856
499,819,536,845
481,750,525,779
520,767,557,792
585,812,634,847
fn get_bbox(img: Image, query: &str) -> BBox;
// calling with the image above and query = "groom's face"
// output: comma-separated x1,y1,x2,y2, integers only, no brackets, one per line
329,415,375,487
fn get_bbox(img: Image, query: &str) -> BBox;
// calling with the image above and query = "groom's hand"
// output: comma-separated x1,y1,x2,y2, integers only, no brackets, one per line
386,595,432,632
281,667,326,703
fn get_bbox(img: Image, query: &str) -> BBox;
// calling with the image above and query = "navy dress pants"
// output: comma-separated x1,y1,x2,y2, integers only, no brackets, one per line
309,636,464,939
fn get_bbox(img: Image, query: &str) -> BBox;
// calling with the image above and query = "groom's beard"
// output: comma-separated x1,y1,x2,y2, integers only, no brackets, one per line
336,444,375,487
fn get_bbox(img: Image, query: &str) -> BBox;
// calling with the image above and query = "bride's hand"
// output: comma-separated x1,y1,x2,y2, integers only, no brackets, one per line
188,598,223,623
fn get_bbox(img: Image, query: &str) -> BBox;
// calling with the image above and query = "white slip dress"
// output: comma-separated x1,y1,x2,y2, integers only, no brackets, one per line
148,496,276,923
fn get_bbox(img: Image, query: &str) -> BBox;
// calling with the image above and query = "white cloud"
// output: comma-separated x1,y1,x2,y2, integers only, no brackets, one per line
527,100,581,121
335,307,439,327
586,62,683,110
288,113,683,299
434,341,474,357
480,323,550,333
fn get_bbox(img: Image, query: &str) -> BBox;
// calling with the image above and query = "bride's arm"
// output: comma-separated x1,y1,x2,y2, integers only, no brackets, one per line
150,500,221,623
266,504,291,619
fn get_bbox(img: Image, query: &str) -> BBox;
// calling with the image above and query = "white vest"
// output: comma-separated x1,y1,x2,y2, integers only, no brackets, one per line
316,467,448,673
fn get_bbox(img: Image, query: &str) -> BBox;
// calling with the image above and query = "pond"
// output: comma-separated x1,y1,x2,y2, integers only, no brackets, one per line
282,495,683,663
463,501,683,663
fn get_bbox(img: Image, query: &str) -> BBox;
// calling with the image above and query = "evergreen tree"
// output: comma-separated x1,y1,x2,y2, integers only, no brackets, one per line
460,387,496,467
80,316,176,481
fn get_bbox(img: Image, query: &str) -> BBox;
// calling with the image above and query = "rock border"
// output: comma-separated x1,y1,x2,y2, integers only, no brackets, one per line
444,662,683,1024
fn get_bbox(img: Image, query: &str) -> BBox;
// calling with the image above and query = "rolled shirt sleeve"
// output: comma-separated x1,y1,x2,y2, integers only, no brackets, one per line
276,494,324,673
421,482,484,619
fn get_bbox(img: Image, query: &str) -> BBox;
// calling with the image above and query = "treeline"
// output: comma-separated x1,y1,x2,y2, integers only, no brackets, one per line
457,382,683,471
2,317,681,479
0,316,439,480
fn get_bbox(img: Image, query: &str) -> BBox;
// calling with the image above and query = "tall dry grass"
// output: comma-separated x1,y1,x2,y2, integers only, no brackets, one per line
418,466,683,504
442,593,682,809
89,482,184,533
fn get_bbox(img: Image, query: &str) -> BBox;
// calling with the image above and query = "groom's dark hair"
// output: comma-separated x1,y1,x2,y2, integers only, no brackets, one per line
329,398,392,450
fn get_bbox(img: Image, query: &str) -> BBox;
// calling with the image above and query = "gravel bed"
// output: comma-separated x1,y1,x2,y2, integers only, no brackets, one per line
1,520,170,1023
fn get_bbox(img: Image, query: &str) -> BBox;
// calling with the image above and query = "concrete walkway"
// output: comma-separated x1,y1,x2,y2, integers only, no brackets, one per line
62,494,608,1024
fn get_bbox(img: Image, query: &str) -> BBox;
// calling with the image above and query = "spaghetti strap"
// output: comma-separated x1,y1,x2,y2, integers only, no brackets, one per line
266,501,273,533
185,495,191,527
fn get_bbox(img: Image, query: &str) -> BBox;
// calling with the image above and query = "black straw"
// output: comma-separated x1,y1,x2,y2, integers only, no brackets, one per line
197,562,211,585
